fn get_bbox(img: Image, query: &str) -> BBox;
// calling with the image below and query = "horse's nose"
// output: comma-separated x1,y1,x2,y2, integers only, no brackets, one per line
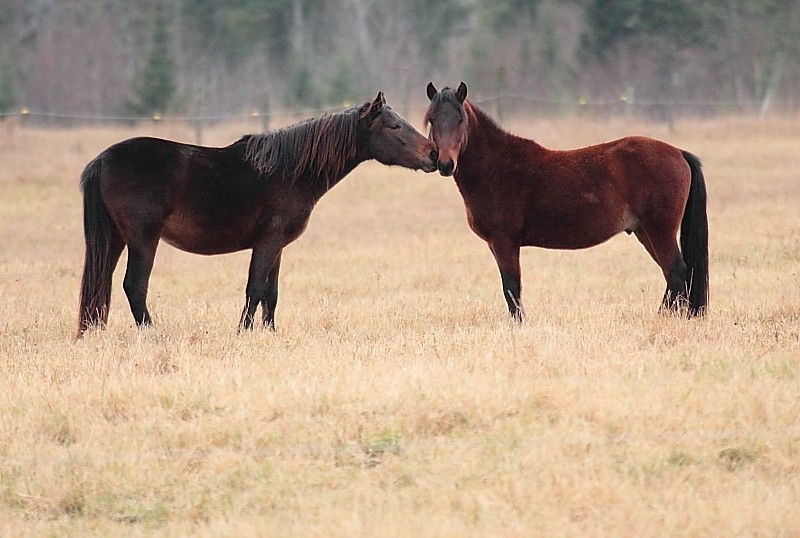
438,159,455,177
429,148,439,162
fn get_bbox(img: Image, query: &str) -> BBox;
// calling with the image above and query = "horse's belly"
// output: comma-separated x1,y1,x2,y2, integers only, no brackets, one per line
161,209,312,255
523,207,636,250
161,217,254,255
524,228,616,250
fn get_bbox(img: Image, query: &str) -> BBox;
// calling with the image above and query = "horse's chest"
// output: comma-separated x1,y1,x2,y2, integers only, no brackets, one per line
273,213,312,243
463,202,508,242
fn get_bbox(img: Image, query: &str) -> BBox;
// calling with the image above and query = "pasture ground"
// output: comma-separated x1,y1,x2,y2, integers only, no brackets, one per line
0,111,798,536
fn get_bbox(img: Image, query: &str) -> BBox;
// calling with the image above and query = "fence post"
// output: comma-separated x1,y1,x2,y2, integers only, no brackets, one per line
194,119,203,145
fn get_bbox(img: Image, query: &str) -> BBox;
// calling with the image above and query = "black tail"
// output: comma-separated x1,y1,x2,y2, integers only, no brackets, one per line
680,151,709,316
77,157,119,337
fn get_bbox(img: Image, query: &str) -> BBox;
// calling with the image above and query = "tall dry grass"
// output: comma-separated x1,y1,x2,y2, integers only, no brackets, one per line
0,111,798,536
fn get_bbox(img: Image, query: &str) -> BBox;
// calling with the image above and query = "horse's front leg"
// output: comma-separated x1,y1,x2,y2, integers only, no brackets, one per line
260,250,283,331
239,239,283,332
488,237,525,322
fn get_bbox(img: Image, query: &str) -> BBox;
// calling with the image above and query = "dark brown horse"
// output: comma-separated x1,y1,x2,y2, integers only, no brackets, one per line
77,93,437,337
424,82,708,320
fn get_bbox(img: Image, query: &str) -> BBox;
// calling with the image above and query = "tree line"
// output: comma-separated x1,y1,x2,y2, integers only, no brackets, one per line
1,0,798,123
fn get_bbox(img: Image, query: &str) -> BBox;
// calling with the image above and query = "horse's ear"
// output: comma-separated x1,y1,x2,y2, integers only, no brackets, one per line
426,82,437,101
360,92,385,120
367,91,385,117
455,82,467,103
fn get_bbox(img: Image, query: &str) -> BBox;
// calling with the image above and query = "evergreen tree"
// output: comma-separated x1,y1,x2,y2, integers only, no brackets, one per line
578,0,709,107
0,55,17,114
125,1,176,116
579,0,707,63
287,62,319,109
327,56,355,107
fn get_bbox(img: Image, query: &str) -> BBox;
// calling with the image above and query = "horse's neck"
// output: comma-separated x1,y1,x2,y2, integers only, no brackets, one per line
466,103,505,141
331,157,363,185
458,103,511,177
309,156,364,198
458,102,545,183
311,111,364,194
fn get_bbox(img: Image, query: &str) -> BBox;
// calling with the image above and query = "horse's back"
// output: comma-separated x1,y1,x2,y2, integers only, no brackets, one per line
102,136,179,158
96,136,258,192
546,136,689,206
604,135,685,165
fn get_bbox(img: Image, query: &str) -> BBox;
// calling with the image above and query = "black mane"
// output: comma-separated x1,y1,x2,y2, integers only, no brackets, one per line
242,103,366,181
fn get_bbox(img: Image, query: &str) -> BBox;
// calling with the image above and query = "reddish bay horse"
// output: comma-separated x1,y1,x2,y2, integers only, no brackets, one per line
424,82,708,320
77,93,437,337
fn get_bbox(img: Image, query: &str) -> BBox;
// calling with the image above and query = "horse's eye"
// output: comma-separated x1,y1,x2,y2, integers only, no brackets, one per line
389,124,401,130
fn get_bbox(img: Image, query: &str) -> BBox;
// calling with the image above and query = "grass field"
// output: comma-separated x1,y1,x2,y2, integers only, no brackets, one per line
0,111,798,536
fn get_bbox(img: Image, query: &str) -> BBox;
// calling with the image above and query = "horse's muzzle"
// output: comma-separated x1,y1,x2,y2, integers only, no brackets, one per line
438,159,456,177
421,149,439,173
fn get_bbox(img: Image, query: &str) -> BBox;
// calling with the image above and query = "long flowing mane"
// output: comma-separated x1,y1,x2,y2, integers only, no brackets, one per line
242,104,364,181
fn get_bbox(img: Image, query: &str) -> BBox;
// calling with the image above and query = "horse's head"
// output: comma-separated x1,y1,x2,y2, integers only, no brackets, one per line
424,82,468,177
358,92,438,173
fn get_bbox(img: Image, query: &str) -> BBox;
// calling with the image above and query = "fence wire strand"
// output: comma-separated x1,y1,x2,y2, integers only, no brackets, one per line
1,95,794,124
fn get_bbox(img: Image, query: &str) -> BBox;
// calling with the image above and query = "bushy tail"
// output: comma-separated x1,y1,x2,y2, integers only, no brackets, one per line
680,151,709,316
77,157,118,337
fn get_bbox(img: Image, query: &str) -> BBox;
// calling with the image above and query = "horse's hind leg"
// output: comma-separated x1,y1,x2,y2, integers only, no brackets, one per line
633,227,689,314
261,250,282,331
97,237,126,325
122,237,160,327
662,256,689,312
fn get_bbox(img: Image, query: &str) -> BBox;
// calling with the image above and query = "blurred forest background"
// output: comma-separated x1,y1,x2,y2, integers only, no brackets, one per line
1,0,799,124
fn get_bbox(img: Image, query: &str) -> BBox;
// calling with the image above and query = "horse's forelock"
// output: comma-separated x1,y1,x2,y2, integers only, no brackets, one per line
424,87,467,127
423,91,443,126
425,88,470,151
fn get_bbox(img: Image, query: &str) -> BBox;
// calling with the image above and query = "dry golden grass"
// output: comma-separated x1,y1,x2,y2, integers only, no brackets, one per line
0,112,798,536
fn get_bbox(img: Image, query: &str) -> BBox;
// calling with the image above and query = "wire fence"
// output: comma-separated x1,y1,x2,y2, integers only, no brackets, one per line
0,107,334,125
1,94,796,126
